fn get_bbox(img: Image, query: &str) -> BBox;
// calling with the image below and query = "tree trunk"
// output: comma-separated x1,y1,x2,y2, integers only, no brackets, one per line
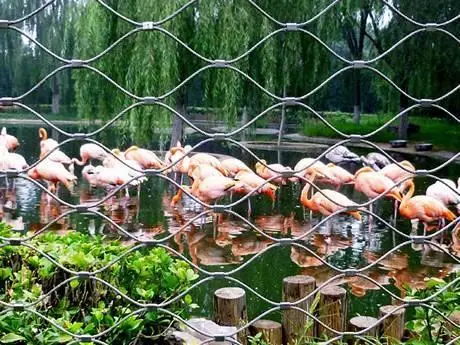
241,106,248,142
51,77,60,114
277,84,287,146
353,69,361,124
170,103,184,149
398,80,410,140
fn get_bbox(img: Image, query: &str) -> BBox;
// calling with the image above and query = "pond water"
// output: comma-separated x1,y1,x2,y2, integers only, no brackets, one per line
2,123,460,323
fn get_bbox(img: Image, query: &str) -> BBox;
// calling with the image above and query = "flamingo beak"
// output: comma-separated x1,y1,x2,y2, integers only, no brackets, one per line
349,211,362,221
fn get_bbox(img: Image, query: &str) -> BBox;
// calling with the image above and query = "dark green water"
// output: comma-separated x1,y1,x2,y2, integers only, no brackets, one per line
3,123,460,323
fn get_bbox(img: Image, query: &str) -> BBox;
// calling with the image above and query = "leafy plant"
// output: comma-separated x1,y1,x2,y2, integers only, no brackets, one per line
248,332,271,345
404,275,460,345
0,224,199,344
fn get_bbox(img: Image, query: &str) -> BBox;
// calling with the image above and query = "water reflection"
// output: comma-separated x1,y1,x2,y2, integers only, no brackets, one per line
1,124,460,319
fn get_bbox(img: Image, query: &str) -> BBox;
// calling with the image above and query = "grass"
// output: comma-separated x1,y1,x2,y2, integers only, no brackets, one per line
301,112,460,152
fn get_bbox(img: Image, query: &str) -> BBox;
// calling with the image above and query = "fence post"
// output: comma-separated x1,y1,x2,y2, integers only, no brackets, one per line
317,285,347,340
282,275,316,344
349,316,379,344
379,305,405,343
249,320,282,345
214,287,248,345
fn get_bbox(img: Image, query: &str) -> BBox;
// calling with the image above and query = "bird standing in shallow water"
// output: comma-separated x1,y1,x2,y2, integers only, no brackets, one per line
353,167,402,231
399,180,456,238
300,171,361,221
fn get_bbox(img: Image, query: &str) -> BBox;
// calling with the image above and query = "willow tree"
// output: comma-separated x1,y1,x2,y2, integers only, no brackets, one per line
0,0,79,111
194,0,334,140
374,0,460,138
74,0,195,146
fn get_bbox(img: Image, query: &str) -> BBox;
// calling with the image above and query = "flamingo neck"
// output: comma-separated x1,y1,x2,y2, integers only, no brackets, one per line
300,171,317,205
39,128,48,140
400,181,415,208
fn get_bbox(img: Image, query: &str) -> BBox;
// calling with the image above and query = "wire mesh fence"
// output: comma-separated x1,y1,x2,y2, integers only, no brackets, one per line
0,0,460,344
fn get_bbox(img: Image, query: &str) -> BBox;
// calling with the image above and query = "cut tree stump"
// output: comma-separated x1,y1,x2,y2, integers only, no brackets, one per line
379,305,405,343
317,285,347,340
249,319,282,345
214,287,248,345
282,275,316,344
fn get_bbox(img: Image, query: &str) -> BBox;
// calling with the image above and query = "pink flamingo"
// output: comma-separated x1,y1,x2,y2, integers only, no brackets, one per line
300,171,361,221
354,167,402,230
38,128,74,173
400,180,456,238
220,157,252,177
72,143,107,166
294,157,332,180
124,146,165,170
381,160,415,221
28,159,77,194
255,160,298,185
1,128,19,151
317,163,354,190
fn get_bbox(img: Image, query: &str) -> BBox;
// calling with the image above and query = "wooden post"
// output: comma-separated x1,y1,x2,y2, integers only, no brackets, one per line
349,316,379,344
447,311,460,340
282,275,316,344
249,320,282,345
317,286,347,340
214,287,248,345
379,305,405,343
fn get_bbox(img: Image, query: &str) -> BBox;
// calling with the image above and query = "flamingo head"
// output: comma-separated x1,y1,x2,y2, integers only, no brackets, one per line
255,160,267,172
27,167,40,179
38,128,48,140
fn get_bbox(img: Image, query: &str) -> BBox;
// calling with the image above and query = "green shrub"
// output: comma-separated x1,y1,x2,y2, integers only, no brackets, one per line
404,275,460,345
0,224,198,344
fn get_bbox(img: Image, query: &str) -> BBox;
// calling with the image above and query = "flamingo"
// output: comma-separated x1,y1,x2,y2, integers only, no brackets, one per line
380,160,415,221
188,153,228,176
82,165,138,191
317,163,354,190
38,128,74,173
1,128,19,151
72,143,107,167
27,159,77,194
360,152,391,171
189,164,224,181
171,175,244,206
165,142,192,174
255,160,298,185
399,180,456,237
354,167,402,230
103,149,147,197
220,157,252,177
124,146,165,170
294,158,331,180
426,178,460,213
300,171,361,221
234,170,277,215
325,145,360,164
5,152,28,171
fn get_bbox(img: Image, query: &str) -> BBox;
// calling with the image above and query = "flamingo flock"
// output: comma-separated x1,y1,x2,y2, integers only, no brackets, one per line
0,128,458,243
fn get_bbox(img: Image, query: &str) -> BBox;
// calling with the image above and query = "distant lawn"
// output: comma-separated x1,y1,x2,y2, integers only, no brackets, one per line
301,112,460,152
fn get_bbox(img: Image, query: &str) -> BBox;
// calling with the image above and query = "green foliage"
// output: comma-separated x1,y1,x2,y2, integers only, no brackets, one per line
404,275,460,345
301,112,460,152
248,332,271,345
0,224,198,344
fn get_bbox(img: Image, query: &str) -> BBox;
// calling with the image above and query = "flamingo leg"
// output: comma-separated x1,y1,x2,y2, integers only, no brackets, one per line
248,197,252,218
368,202,373,232
393,200,399,224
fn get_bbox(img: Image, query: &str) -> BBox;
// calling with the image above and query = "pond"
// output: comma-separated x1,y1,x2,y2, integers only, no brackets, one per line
2,123,460,323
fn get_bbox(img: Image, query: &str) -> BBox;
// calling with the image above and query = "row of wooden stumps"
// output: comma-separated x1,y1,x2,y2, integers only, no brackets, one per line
213,276,405,345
